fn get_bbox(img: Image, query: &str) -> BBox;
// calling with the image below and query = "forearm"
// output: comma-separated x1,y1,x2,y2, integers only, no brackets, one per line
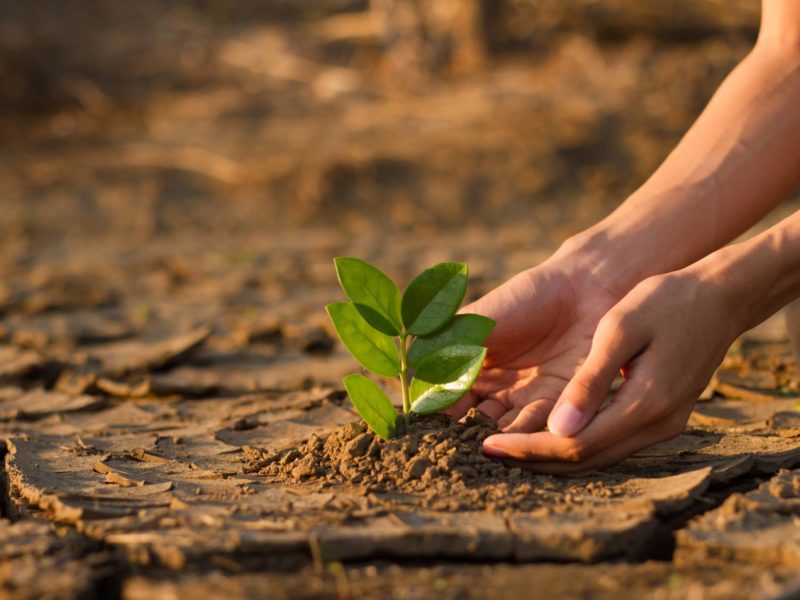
557,38,800,296
691,209,800,332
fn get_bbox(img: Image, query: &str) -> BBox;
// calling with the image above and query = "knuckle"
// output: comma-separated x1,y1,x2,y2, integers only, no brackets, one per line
598,312,624,336
639,273,684,301
597,309,636,342
639,275,667,294
520,402,544,419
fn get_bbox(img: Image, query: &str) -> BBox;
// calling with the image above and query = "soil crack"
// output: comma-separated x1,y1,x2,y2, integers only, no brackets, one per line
639,472,769,561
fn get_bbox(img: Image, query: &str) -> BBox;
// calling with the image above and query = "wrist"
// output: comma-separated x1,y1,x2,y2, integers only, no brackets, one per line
683,223,800,334
550,217,660,299
551,180,750,300
675,255,754,342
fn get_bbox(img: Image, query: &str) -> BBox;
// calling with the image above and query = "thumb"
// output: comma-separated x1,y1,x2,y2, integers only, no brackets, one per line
548,313,648,437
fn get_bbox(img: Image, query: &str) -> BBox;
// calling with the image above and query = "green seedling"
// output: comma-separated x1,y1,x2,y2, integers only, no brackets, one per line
326,258,495,439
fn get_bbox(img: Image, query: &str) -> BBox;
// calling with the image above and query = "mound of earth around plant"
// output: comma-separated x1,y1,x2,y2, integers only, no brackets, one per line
242,409,619,512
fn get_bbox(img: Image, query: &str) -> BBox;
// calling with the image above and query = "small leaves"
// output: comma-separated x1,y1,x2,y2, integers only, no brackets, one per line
401,263,468,336
326,302,400,377
410,344,487,415
343,374,398,440
334,257,403,336
329,257,489,435
408,313,495,368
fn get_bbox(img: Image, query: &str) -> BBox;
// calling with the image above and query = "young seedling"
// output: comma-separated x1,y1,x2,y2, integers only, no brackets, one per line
326,258,495,439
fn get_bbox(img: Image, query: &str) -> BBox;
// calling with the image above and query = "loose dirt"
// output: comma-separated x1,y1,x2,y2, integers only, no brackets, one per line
245,408,618,512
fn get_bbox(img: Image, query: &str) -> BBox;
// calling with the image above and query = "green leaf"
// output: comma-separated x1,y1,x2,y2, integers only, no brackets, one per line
410,344,487,415
401,262,468,336
334,257,402,336
343,374,398,439
408,314,495,368
326,302,400,377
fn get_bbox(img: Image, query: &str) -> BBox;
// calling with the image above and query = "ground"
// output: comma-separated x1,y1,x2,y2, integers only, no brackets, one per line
2,2,800,598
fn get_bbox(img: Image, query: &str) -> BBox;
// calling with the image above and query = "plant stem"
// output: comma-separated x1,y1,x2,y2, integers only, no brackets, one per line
399,333,411,431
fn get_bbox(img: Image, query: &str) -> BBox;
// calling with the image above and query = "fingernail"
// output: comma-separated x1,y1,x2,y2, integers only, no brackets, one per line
548,403,583,437
482,436,509,458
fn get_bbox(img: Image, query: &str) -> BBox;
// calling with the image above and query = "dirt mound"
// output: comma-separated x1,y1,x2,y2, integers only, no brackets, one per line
243,409,618,512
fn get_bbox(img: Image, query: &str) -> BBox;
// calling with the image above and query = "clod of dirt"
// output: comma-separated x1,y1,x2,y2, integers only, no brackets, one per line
244,409,616,512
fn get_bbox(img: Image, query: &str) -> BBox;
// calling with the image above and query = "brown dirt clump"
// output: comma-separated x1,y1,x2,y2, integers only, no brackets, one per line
243,409,618,512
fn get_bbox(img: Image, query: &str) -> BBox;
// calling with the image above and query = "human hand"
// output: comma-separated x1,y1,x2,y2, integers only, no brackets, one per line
446,254,623,433
480,268,742,473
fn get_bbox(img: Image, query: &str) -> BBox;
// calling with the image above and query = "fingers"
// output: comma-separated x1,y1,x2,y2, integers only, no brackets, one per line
475,398,510,421
501,412,689,474
443,368,519,419
442,391,478,419
482,396,683,467
547,311,649,437
448,363,566,430
496,375,563,430
483,356,662,461
473,373,564,429
495,406,523,429
483,431,577,460
483,340,693,468
498,398,555,432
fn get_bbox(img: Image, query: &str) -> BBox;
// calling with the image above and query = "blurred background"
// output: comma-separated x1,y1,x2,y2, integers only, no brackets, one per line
1,0,795,380
0,0,767,242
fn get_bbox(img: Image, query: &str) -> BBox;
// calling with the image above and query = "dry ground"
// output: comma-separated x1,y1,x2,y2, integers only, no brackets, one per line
2,2,800,598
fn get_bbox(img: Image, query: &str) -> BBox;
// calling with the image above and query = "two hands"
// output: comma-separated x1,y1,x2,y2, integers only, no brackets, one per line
448,252,744,474
447,4,800,472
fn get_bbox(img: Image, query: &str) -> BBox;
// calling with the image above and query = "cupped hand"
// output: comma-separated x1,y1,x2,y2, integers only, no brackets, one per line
446,256,622,434
480,269,742,473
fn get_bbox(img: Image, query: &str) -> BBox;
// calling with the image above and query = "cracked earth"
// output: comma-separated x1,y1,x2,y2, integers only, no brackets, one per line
3,1,800,598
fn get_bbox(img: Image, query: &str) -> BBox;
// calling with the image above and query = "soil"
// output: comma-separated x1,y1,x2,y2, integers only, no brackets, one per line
3,1,800,598
245,408,619,512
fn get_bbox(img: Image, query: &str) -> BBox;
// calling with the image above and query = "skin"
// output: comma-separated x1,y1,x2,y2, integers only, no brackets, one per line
448,0,800,473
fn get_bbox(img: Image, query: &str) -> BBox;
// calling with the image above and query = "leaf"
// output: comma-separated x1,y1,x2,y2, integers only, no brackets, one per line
334,257,402,336
401,262,468,336
410,344,487,415
343,374,398,439
326,302,400,377
408,314,495,368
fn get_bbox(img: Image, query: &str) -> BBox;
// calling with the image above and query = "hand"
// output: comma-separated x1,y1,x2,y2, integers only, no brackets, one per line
446,254,623,433
481,269,742,473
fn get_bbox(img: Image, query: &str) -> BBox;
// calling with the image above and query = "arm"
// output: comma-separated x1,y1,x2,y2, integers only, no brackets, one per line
471,0,800,470
557,0,800,300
